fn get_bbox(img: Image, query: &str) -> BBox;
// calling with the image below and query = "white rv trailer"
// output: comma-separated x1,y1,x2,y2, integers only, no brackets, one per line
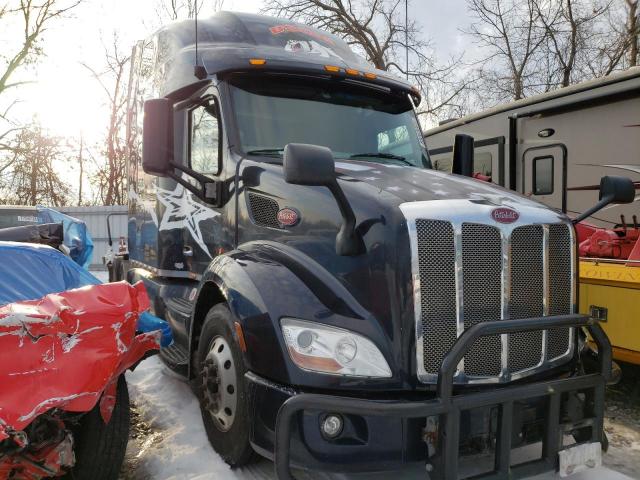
425,67,640,227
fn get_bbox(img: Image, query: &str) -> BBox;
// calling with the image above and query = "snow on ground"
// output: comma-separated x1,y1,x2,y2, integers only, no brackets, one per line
122,356,636,480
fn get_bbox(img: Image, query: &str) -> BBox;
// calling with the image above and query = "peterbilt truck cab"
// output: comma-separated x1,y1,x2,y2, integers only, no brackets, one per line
116,11,630,479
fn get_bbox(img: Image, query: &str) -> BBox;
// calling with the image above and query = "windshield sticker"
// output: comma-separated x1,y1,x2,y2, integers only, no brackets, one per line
270,24,335,46
284,39,335,58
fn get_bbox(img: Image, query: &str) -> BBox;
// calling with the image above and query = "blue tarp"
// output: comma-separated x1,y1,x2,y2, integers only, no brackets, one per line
37,207,94,269
138,311,174,348
0,242,100,306
0,242,173,346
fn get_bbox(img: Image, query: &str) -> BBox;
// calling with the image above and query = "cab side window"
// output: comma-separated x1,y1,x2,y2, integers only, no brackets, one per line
190,99,221,174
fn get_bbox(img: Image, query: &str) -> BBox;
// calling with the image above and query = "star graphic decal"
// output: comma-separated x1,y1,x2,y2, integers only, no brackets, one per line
156,183,220,258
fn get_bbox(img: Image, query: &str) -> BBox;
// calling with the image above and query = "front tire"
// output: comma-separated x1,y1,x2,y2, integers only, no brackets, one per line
195,304,256,467
66,375,130,480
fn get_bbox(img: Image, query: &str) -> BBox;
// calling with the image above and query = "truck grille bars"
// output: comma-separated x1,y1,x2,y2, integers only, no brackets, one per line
400,200,575,384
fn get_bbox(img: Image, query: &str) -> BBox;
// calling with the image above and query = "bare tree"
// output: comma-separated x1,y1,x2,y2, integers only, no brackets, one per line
262,0,469,122
0,0,82,156
0,0,81,97
534,0,610,88
628,0,639,66
0,123,71,206
155,0,224,22
466,0,550,102
629,0,639,66
579,0,638,75
82,34,130,206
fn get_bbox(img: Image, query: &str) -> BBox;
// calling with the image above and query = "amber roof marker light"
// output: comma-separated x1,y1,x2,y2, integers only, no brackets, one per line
324,65,341,73
249,58,267,66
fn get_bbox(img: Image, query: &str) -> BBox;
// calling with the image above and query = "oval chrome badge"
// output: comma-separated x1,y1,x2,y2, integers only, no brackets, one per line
277,207,300,227
491,207,519,224
538,128,555,138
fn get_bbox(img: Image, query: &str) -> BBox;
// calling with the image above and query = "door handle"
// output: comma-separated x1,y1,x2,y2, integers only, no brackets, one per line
183,246,194,257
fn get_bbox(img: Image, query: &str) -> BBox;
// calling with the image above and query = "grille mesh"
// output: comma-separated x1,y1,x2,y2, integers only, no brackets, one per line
509,225,544,372
413,216,573,381
247,192,281,229
415,219,457,375
548,224,572,359
462,223,502,376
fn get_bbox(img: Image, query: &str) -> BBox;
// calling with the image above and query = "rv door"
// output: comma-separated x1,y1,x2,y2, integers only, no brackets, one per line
522,144,567,212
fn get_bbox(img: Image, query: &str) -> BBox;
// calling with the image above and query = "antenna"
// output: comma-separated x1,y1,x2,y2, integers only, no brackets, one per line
194,0,207,79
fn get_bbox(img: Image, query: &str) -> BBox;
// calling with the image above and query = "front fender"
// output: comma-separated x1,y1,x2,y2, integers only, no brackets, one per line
190,241,404,390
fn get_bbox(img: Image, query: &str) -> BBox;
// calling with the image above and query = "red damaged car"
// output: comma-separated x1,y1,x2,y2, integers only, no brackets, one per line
0,242,171,479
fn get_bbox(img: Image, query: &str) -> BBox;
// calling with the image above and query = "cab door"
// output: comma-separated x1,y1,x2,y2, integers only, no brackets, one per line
181,95,227,274
522,145,567,212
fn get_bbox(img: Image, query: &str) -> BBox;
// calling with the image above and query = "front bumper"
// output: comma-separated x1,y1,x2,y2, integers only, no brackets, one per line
249,314,611,480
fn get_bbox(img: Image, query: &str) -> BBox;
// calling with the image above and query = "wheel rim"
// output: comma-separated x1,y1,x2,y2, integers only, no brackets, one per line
202,336,237,432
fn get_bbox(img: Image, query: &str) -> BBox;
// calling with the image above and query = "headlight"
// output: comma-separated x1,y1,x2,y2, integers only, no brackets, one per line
280,318,392,378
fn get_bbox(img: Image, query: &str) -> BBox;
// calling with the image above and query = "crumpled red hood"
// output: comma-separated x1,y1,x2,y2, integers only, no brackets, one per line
0,281,159,441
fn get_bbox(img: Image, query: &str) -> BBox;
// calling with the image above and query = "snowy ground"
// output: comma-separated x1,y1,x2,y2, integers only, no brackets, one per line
120,356,638,480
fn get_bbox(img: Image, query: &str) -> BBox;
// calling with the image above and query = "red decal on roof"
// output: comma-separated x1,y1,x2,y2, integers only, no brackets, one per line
269,24,335,45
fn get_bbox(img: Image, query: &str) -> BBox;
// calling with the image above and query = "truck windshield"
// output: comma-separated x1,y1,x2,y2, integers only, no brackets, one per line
228,75,430,168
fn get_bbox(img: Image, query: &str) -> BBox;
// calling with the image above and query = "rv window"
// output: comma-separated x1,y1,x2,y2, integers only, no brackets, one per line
189,99,220,175
433,156,453,173
474,152,492,177
533,156,554,195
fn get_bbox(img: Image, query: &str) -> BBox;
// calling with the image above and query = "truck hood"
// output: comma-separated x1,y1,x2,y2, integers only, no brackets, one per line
334,160,542,208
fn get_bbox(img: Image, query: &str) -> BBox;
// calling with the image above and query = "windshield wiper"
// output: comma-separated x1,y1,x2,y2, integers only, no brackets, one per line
349,152,413,166
246,148,284,157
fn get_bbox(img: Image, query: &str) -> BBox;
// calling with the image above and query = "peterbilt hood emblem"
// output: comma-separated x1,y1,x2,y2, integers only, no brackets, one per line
491,207,519,224
277,207,300,227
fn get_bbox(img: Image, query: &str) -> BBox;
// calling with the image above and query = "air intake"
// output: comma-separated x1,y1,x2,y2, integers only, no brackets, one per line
247,192,281,229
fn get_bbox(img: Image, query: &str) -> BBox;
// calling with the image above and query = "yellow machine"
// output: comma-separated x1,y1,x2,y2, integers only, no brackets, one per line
580,259,640,364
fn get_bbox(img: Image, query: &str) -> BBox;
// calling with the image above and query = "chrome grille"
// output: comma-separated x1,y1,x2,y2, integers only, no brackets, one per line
461,223,502,376
547,224,572,359
415,220,457,374
509,225,544,372
401,200,575,384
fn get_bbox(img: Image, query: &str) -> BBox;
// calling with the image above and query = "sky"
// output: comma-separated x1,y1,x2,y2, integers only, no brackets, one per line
12,0,472,140
3,0,473,201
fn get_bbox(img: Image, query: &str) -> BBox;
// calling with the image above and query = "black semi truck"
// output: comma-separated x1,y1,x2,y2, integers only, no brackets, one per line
112,11,634,479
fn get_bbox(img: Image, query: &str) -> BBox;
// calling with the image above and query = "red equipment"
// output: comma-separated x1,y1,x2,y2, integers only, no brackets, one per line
577,215,640,265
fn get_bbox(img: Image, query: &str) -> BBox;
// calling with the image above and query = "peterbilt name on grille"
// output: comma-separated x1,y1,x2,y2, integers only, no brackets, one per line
491,207,520,224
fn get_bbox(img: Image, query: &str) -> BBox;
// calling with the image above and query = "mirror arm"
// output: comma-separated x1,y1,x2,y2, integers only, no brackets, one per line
168,161,221,204
327,179,363,256
167,171,207,198
170,161,211,185
572,194,613,224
